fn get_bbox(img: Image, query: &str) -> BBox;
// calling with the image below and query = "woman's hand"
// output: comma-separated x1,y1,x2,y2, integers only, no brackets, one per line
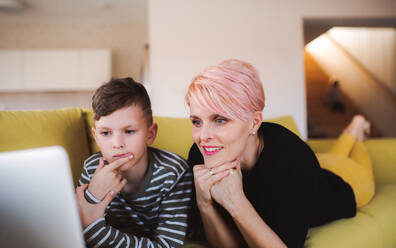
210,162,245,213
193,161,238,208
88,157,129,200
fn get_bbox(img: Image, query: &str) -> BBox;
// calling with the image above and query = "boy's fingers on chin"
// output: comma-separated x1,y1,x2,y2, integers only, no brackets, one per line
107,156,131,171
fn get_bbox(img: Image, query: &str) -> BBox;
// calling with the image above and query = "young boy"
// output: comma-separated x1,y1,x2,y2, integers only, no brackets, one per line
76,77,193,248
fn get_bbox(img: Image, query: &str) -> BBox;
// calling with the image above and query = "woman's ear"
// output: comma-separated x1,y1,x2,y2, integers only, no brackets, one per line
251,111,263,134
146,123,158,145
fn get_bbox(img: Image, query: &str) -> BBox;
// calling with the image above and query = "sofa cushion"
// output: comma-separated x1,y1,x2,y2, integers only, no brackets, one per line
82,108,99,154
365,139,396,185
0,108,90,186
265,115,301,137
305,211,382,248
307,139,336,153
359,184,396,248
152,116,194,159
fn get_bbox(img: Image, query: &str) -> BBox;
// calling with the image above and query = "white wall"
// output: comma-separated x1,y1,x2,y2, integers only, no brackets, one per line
0,22,147,110
0,49,111,91
149,0,396,139
0,92,93,111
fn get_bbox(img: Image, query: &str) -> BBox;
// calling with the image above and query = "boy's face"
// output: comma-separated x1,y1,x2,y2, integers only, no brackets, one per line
92,105,157,172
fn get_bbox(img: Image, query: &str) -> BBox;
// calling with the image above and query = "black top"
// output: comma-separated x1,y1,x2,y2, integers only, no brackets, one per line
187,122,356,248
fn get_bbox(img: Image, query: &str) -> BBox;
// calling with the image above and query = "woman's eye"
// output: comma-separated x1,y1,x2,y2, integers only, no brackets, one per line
191,119,201,127
125,129,135,134
215,118,227,124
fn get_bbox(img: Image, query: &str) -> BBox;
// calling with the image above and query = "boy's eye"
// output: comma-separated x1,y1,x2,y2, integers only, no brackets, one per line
191,119,201,127
125,129,135,134
101,131,110,136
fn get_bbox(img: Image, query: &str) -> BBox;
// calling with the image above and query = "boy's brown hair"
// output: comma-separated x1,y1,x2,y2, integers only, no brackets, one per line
92,77,153,125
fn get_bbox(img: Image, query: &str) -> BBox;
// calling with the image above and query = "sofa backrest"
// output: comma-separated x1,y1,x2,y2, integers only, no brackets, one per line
0,108,91,186
3,108,394,187
0,108,300,186
83,108,301,159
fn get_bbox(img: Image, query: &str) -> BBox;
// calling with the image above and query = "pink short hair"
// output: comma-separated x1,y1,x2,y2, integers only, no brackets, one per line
185,59,265,121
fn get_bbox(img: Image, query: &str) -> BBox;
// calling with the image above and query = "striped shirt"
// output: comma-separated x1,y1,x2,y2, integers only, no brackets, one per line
78,147,193,248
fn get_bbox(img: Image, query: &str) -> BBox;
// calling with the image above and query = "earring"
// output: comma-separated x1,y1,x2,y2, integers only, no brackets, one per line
251,131,256,135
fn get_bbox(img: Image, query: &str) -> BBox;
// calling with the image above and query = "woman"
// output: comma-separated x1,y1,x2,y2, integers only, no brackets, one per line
185,59,375,247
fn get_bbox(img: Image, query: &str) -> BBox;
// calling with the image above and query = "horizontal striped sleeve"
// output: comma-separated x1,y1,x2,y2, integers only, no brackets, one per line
82,217,185,248
84,188,101,204
80,149,193,248
78,153,102,186
154,168,193,247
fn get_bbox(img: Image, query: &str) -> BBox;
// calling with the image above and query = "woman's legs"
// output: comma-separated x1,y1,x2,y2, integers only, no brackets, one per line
349,141,375,207
318,115,375,207
329,115,370,156
350,142,373,180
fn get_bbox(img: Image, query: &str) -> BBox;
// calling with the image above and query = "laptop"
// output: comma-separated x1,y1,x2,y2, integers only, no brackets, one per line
0,146,85,248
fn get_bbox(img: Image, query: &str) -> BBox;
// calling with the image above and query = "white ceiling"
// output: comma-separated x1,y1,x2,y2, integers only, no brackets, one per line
0,0,147,24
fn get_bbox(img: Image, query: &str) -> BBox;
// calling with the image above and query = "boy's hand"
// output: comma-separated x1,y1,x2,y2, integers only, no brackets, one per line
76,184,119,229
88,157,130,200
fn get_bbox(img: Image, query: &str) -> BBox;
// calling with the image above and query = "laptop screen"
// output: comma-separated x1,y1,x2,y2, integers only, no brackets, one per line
0,146,85,248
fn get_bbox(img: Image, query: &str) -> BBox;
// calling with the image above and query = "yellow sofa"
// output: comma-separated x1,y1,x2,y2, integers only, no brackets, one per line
1,108,396,248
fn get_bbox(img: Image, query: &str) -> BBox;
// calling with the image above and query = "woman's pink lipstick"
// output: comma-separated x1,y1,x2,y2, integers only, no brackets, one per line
202,146,222,156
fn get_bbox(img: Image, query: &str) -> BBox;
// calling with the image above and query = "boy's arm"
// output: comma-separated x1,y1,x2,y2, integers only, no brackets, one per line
78,164,91,186
78,154,101,186
153,169,193,246
77,155,103,203
78,155,130,204
82,170,193,248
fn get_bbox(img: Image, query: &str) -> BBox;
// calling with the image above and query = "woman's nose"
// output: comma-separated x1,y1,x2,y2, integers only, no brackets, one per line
199,124,214,142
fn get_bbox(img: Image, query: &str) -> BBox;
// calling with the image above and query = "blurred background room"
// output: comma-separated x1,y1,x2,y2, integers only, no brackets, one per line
0,0,395,139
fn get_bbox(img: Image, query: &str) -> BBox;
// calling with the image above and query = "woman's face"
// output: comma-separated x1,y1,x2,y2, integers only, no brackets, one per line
189,100,252,168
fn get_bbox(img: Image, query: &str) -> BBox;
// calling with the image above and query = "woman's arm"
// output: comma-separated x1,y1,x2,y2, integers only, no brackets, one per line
211,167,287,248
229,195,286,248
193,163,244,247
199,202,243,248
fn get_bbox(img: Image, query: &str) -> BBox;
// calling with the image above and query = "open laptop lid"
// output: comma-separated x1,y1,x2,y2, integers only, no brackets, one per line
0,146,85,248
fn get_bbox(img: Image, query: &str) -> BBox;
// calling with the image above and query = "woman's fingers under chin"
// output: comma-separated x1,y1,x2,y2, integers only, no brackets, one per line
210,161,238,174
209,170,230,185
